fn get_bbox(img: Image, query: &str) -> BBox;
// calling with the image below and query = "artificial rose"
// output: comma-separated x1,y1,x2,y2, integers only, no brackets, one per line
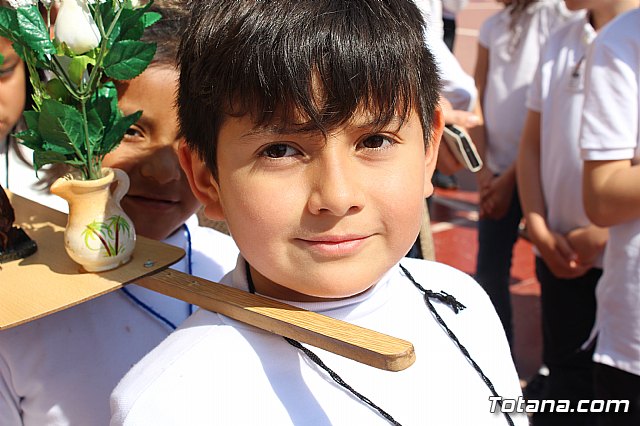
54,0,100,54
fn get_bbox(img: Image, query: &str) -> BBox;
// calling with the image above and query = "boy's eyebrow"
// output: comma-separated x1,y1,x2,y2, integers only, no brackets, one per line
241,115,407,138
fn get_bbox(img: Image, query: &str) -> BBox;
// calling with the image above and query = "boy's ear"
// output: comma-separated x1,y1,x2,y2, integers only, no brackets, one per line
178,141,225,221
423,107,444,198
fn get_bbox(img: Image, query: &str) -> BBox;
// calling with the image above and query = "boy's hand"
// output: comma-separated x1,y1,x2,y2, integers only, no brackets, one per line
533,229,591,279
565,225,608,267
478,171,514,220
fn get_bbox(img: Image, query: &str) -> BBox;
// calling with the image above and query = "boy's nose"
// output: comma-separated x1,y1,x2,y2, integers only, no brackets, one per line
139,146,181,184
307,158,365,216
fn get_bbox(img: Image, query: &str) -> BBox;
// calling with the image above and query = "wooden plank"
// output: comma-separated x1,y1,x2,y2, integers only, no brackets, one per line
137,269,416,372
0,192,185,330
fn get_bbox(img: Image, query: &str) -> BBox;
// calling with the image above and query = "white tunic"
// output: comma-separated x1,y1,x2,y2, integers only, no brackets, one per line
479,0,576,174
579,9,640,377
110,257,527,426
527,15,601,267
0,216,239,425
0,139,68,212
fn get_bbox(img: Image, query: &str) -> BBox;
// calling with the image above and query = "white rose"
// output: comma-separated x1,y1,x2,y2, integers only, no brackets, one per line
54,0,101,54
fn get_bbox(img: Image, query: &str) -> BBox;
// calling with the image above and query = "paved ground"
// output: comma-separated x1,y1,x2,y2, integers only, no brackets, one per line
431,0,543,382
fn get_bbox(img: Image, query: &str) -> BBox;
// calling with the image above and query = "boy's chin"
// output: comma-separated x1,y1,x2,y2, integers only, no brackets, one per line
134,221,186,241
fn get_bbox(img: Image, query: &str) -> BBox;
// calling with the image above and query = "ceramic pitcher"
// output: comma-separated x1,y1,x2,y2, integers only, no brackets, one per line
50,167,136,272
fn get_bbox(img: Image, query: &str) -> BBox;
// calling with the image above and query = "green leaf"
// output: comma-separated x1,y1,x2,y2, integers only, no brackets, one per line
39,99,85,155
14,129,43,150
22,110,40,130
99,110,141,156
16,6,56,61
0,7,18,40
45,78,72,103
142,12,162,29
103,40,156,80
90,82,118,128
86,108,104,147
103,2,151,48
68,55,96,85
119,9,160,41
33,150,70,170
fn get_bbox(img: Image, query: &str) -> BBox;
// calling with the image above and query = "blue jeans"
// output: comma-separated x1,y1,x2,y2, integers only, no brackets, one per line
475,187,522,346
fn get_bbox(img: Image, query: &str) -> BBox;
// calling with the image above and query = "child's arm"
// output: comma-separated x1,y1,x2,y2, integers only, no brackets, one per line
583,160,640,227
565,225,608,267
517,110,588,278
581,26,639,227
470,44,493,195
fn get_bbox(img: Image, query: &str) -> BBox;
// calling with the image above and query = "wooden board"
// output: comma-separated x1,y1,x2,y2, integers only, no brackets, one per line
0,192,185,330
138,270,416,372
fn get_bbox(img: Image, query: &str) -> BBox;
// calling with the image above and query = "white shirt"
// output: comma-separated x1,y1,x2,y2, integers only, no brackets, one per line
0,139,68,212
415,0,477,111
527,15,601,268
111,257,527,426
579,9,640,376
479,0,576,174
0,216,239,425
442,0,469,19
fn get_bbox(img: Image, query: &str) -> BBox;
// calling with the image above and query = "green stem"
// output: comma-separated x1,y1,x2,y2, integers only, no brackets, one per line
80,5,124,100
80,99,99,180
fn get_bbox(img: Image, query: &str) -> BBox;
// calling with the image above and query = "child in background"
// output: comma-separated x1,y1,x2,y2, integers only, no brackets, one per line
473,0,576,346
580,8,640,425
0,2,238,424
110,1,526,425
517,1,637,423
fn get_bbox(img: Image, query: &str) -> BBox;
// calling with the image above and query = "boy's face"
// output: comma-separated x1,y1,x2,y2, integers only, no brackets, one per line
182,107,442,301
102,66,200,241
0,37,25,140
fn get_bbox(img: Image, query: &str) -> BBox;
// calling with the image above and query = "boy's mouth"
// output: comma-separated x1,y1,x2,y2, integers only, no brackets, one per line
297,235,371,257
124,194,179,210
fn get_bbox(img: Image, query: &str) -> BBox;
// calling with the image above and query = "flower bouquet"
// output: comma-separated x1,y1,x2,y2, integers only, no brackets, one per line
0,0,159,271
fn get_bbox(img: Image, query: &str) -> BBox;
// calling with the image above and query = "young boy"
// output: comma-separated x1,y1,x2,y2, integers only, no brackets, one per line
0,2,238,424
580,7,640,424
109,1,526,425
517,1,638,424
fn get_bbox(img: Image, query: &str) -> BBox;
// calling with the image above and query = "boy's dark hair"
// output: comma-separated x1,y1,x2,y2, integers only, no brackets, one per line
141,0,189,67
178,0,441,179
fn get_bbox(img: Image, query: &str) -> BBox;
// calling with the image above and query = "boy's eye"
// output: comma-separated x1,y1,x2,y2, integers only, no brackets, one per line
123,126,144,141
358,135,394,150
0,62,18,78
260,143,300,158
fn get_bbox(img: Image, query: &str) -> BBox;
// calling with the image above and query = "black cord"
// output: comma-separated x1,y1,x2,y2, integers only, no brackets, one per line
245,261,515,426
244,262,401,425
399,264,515,426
